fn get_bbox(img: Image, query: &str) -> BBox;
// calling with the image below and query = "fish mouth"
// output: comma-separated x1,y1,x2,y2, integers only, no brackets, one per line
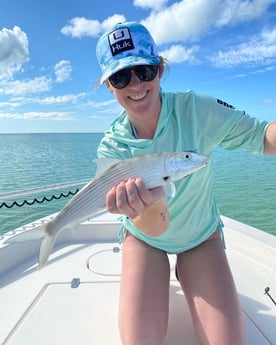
197,156,209,169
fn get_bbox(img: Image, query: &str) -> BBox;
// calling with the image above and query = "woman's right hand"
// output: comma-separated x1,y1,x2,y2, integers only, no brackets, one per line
106,177,169,236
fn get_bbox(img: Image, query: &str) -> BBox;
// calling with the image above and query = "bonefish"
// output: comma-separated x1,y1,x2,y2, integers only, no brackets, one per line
6,152,209,268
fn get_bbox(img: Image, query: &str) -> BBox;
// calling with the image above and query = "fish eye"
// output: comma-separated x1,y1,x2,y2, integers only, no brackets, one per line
185,153,191,159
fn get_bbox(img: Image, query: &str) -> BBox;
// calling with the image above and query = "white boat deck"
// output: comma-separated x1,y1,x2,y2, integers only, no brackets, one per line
0,214,275,345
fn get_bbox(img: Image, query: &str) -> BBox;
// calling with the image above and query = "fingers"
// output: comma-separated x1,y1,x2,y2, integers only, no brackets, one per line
125,178,145,213
105,178,165,218
105,179,141,218
105,185,120,214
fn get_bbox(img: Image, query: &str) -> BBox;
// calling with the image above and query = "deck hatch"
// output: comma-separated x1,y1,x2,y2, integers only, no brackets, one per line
4,282,121,345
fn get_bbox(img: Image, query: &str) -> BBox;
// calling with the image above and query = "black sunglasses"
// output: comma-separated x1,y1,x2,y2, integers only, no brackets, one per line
108,64,159,89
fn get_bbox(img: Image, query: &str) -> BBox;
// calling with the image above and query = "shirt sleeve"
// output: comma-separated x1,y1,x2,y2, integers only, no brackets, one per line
97,134,131,159
193,93,269,154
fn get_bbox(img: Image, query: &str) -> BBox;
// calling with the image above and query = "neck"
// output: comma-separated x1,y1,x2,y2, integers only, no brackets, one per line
129,96,162,139
130,114,159,139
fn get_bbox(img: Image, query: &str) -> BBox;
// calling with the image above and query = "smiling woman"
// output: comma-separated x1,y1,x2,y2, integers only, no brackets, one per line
0,0,276,135
1,2,276,341
93,20,276,345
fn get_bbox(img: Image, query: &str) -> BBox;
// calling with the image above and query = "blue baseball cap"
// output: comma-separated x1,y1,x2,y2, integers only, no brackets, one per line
96,21,160,85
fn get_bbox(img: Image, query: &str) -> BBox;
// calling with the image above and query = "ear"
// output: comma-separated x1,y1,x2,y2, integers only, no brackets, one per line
105,80,113,93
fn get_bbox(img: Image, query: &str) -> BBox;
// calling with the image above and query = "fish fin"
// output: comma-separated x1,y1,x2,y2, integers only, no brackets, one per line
4,224,47,244
163,177,176,198
93,158,120,175
39,231,57,269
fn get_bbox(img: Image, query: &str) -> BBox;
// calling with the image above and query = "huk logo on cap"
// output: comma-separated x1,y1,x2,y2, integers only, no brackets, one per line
108,27,135,56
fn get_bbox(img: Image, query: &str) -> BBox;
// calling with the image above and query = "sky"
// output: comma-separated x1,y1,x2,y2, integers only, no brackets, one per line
0,0,276,134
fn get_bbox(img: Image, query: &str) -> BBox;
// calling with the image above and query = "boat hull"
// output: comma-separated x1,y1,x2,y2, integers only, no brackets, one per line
0,213,275,344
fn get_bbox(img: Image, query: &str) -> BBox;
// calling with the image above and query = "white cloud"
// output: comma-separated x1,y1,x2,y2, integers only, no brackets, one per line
54,60,72,83
0,61,73,98
101,15,127,32
0,99,23,108
0,26,29,80
0,76,52,96
134,0,168,11
0,93,88,111
160,44,199,63
61,17,101,38
226,0,276,24
37,93,87,105
61,14,126,38
261,27,276,44
209,28,276,67
22,112,75,120
250,65,276,74
86,99,118,108
142,0,276,44
0,111,74,120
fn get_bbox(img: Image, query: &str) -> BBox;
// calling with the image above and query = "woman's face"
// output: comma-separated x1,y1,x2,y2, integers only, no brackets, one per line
106,65,162,120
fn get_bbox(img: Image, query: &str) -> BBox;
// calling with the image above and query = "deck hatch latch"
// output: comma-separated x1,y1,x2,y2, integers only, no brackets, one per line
71,278,81,288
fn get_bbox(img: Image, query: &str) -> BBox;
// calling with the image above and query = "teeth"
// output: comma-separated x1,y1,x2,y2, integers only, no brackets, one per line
130,91,147,100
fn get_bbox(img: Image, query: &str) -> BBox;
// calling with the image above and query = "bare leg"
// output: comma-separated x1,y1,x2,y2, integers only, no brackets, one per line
176,231,245,345
119,232,170,345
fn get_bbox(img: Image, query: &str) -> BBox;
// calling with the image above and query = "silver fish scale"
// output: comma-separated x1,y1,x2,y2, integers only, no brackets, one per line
53,155,168,229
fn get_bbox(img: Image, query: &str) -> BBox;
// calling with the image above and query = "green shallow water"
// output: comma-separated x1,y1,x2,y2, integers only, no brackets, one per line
0,133,275,236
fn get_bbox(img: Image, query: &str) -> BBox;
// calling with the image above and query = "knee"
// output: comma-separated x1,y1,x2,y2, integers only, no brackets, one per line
193,318,246,345
119,318,168,345
119,329,167,345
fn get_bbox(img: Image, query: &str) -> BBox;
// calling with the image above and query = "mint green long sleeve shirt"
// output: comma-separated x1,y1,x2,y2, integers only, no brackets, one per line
97,90,268,253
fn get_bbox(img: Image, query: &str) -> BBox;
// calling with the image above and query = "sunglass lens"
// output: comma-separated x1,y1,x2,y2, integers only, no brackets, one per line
109,69,131,89
109,64,159,89
135,65,158,81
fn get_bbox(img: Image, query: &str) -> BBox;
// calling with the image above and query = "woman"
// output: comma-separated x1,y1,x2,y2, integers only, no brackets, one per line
96,22,276,345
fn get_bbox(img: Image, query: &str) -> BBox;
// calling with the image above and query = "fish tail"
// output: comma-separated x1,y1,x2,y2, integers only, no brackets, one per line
39,231,57,269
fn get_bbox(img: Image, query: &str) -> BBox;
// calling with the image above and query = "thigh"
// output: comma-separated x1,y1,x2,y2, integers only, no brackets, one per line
119,232,170,345
176,231,245,345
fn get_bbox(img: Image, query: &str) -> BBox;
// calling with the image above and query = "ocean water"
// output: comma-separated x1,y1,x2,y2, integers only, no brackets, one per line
0,133,275,236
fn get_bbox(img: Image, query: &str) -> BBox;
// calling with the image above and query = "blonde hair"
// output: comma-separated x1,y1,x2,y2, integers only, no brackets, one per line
159,56,169,79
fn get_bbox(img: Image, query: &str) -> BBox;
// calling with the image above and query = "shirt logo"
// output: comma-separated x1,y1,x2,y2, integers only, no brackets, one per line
217,98,235,109
108,27,135,56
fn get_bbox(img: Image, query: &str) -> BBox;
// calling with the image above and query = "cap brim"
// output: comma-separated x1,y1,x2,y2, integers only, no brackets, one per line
99,55,160,85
